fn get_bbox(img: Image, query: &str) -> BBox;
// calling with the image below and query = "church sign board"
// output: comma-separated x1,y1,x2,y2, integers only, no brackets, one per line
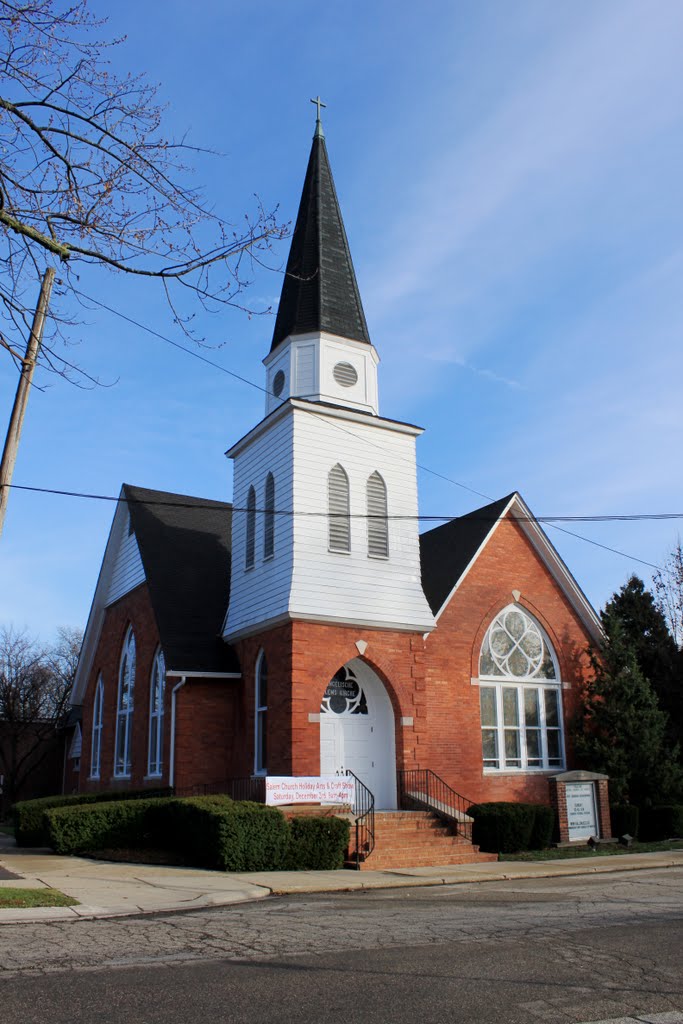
565,782,598,840
265,776,355,806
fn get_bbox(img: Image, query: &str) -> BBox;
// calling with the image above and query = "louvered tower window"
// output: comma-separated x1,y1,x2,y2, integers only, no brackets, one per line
328,464,350,553
366,471,388,558
264,473,275,559
245,485,256,569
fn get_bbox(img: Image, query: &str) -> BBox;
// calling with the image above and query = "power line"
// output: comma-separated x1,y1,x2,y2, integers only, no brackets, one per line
65,289,673,573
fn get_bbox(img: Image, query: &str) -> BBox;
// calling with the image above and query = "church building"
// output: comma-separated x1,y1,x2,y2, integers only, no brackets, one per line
69,110,603,865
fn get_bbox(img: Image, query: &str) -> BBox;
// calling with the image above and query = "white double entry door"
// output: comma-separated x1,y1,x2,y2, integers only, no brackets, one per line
319,657,397,809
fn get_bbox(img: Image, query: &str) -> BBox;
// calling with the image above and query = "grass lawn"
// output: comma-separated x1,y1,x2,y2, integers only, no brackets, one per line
0,824,15,837
501,839,683,861
0,888,78,909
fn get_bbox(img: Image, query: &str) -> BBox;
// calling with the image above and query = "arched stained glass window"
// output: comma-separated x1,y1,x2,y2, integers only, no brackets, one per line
255,651,267,775
366,471,388,558
328,464,350,553
478,605,564,773
114,627,136,777
148,648,166,777
90,676,104,779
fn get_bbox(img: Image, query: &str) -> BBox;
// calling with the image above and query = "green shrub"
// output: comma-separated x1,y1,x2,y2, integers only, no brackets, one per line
639,804,683,841
13,788,171,847
45,798,167,855
160,797,289,872
469,802,555,854
528,804,556,849
610,804,640,839
284,815,351,870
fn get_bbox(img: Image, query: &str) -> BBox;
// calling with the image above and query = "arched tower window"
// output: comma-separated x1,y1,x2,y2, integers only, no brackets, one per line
90,675,104,779
264,473,275,559
148,648,166,777
245,485,256,569
114,627,136,778
477,605,563,772
255,651,268,775
328,464,350,553
366,471,388,558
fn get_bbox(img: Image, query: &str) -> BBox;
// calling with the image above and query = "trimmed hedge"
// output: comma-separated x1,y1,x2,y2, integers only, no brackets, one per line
469,801,556,854
639,804,683,842
285,816,351,870
40,793,352,871
610,804,640,840
45,798,164,854
13,788,172,847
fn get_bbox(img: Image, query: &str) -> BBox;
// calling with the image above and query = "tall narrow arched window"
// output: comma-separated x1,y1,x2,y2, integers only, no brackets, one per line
90,676,104,779
255,651,268,775
264,472,275,559
245,485,256,569
148,648,166,777
114,627,136,777
366,471,388,558
477,605,564,773
328,464,350,553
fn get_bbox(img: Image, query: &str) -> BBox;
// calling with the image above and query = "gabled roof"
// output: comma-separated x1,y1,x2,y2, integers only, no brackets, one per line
124,485,237,674
269,126,371,352
420,495,514,615
419,492,602,643
72,485,237,705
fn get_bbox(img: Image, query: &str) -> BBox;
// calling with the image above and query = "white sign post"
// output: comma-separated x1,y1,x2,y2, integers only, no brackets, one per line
265,776,355,807
565,782,598,840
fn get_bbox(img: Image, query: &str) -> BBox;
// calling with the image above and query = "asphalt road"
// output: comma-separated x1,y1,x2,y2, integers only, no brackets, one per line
1,868,682,1024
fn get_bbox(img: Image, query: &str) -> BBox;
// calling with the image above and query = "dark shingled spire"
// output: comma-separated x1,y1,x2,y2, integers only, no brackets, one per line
270,127,371,353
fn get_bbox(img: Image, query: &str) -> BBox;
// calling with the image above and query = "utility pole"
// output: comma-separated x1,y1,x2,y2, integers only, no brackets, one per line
0,266,56,539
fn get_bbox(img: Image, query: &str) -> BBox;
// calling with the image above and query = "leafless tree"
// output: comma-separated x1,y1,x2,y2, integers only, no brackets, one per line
653,540,683,649
0,1,285,383
0,624,81,810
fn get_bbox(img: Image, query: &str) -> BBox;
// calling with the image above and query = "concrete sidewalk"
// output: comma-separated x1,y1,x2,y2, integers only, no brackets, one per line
1,832,681,924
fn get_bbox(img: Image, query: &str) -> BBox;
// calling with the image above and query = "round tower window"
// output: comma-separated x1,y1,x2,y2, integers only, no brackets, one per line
333,361,358,388
272,369,285,397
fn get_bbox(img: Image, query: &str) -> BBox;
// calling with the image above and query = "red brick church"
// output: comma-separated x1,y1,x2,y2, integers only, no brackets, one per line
69,110,602,864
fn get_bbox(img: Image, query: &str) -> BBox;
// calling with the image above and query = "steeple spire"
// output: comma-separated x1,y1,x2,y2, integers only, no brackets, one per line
269,106,371,353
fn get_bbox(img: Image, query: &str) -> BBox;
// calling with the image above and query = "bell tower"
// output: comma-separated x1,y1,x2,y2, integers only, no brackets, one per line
224,105,435,642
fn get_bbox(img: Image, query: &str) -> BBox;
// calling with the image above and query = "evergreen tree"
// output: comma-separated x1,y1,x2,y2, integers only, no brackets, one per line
604,576,682,762
573,614,682,805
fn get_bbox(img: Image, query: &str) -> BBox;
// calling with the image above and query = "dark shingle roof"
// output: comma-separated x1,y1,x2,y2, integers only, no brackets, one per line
123,484,238,674
419,495,515,615
270,131,371,352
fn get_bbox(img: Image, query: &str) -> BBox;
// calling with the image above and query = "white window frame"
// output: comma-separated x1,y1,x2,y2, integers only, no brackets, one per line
477,605,565,774
89,675,104,779
366,471,389,559
254,650,267,776
114,627,136,778
328,464,351,553
245,485,256,569
264,472,275,560
147,648,166,778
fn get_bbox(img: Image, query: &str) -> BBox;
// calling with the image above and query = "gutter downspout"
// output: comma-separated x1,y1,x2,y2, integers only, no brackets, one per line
169,676,187,791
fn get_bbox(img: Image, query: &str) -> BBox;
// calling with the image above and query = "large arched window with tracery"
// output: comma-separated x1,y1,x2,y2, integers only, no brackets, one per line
114,627,136,777
477,605,564,772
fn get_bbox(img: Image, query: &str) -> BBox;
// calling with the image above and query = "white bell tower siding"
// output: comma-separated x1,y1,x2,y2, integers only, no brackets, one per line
264,332,380,417
223,399,435,641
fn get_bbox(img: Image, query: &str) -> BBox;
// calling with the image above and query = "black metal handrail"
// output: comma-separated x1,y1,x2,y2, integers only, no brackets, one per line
345,769,375,869
397,769,474,842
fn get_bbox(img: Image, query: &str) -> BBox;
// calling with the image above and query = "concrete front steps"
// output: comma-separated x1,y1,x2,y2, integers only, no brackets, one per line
347,810,498,871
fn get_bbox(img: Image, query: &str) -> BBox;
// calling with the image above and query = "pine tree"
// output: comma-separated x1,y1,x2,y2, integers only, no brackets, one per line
574,614,682,805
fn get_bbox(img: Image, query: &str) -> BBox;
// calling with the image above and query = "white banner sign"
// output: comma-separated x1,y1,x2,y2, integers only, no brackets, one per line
265,776,355,806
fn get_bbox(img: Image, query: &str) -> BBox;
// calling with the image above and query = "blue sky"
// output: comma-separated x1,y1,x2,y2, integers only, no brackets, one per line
1,0,682,642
